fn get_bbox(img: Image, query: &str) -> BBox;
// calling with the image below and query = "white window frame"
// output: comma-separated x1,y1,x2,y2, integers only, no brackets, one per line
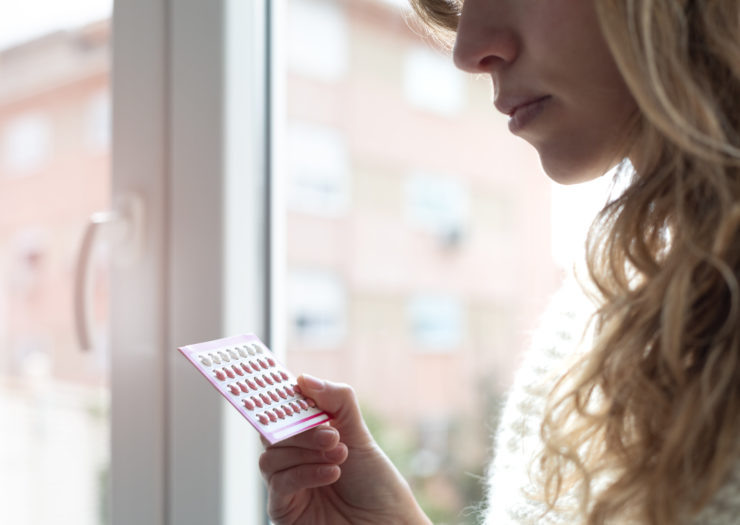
111,1,270,523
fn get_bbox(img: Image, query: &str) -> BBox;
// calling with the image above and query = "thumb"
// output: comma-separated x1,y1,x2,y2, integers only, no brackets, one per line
297,374,373,447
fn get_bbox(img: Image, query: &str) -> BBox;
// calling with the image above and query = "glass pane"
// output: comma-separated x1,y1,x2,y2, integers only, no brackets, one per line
279,0,569,522
0,2,112,524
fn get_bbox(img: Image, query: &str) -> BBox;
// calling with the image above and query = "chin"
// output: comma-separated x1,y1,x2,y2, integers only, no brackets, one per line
538,152,619,186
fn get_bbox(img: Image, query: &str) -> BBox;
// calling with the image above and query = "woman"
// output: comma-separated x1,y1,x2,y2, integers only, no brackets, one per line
259,0,740,523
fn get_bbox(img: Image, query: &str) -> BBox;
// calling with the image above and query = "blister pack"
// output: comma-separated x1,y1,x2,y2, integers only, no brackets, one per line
178,334,331,444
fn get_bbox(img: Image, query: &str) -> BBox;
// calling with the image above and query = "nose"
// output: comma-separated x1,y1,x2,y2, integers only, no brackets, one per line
452,0,519,74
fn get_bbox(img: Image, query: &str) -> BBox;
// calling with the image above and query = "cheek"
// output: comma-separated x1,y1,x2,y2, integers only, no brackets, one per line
543,74,637,183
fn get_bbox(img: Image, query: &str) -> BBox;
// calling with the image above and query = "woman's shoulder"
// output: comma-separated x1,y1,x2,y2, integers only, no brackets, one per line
480,275,598,524
513,273,598,399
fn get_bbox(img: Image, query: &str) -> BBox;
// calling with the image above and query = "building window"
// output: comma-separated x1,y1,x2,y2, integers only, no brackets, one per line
2,112,52,175
86,90,111,151
287,120,350,216
287,0,349,82
404,171,469,246
288,268,346,348
403,46,464,116
407,294,463,351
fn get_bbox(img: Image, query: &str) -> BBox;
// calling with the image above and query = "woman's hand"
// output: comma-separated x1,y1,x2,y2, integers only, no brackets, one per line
259,374,432,525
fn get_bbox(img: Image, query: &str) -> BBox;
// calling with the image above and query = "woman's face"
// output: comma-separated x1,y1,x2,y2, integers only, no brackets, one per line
453,0,638,184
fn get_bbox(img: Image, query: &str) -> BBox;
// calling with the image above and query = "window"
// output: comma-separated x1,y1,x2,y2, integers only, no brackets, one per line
0,1,113,50
4,1,270,524
0,1,586,523
2,112,52,174
286,0,349,82
407,294,464,351
86,90,110,151
403,45,465,116
405,171,469,245
288,268,346,348
287,121,351,216
0,6,111,525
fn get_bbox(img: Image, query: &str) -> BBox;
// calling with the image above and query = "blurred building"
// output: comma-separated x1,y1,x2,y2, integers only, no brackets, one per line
0,20,110,386
283,0,560,446
0,19,111,525
0,1,563,522
281,1,561,516
0,0,561,417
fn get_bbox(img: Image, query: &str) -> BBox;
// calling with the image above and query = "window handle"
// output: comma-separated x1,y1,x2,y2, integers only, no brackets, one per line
74,193,144,351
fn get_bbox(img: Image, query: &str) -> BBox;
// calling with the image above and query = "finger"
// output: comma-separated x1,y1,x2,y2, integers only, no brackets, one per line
296,375,372,446
267,463,342,512
263,425,339,452
259,442,348,477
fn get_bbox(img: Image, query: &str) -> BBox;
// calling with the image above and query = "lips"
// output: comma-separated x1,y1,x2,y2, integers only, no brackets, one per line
495,94,551,118
495,94,552,133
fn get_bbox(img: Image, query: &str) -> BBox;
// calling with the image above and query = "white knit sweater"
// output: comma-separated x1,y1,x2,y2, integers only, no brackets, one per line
482,277,740,524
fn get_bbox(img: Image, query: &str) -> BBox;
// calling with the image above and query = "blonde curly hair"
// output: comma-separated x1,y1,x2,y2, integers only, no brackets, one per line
408,1,740,523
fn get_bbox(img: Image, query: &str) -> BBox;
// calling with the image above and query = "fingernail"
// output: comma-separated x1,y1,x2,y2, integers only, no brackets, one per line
315,427,337,447
317,465,338,479
324,445,345,462
300,373,325,391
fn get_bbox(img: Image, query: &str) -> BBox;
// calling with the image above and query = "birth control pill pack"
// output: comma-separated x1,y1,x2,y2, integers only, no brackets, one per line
178,334,331,444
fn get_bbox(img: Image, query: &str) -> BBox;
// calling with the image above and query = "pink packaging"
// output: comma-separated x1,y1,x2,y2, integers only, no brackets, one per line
178,333,331,444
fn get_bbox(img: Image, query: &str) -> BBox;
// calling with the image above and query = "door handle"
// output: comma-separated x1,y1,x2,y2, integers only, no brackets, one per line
74,193,144,351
